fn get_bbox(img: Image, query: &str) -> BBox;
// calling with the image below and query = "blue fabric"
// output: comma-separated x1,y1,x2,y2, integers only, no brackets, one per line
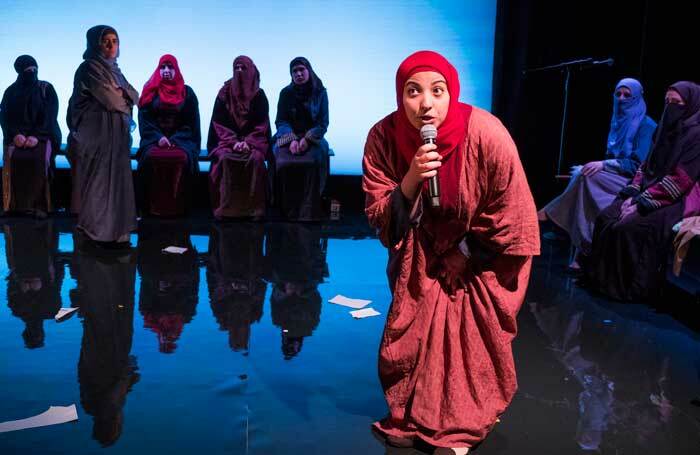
604,116,657,177
606,78,647,158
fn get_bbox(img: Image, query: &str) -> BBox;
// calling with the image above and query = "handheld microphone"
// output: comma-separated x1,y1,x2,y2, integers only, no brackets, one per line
420,124,440,207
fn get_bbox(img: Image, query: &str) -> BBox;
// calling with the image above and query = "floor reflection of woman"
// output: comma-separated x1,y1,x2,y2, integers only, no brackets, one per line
270,282,321,360
265,223,326,359
531,299,684,452
207,222,266,352
74,236,139,447
3,218,62,348
137,221,199,353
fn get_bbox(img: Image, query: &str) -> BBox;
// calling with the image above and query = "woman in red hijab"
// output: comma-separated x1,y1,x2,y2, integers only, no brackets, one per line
137,54,200,217
363,51,540,453
207,56,271,219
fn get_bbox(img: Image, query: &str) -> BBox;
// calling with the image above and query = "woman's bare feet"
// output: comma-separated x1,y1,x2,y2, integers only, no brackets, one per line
434,448,469,454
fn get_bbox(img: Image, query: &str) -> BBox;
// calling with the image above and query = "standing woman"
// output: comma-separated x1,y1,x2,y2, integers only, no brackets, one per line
207,56,270,219
362,51,540,453
0,55,62,217
137,54,200,217
273,57,329,221
67,25,139,244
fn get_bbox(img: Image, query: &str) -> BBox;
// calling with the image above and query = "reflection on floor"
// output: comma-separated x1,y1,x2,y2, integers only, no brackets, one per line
0,216,699,454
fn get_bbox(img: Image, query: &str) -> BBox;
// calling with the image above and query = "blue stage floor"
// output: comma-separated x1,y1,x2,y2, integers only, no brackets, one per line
0,216,699,454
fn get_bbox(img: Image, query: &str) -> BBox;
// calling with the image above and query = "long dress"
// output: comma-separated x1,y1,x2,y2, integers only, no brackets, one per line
137,87,200,216
67,59,139,241
0,79,61,216
207,90,270,218
362,107,540,448
272,86,329,221
544,116,656,253
586,146,700,300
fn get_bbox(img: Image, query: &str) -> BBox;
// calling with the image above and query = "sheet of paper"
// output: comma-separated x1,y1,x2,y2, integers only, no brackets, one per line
54,307,79,322
350,308,381,319
329,294,372,309
0,405,78,433
162,246,188,254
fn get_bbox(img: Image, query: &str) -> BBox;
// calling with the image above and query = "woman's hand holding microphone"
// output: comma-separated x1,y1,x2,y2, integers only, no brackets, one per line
400,142,442,201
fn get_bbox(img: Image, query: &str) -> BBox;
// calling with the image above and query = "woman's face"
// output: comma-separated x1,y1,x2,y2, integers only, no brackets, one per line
159,62,176,80
402,71,450,130
100,33,119,59
665,89,685,106
291,64,310,85
614,86,632,100
234,61,247,74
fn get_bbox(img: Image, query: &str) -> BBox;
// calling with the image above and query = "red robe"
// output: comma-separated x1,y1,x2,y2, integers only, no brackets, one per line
362,107,540,448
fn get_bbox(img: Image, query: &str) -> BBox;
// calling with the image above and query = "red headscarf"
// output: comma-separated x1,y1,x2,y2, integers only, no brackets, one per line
139,54,186,109
391,50,472,209
217,55,260,128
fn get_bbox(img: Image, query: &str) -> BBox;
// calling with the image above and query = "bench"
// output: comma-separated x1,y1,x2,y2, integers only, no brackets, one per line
1,145,334,174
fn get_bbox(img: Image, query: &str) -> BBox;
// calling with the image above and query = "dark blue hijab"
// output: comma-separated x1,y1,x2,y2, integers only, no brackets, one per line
288,57,325,122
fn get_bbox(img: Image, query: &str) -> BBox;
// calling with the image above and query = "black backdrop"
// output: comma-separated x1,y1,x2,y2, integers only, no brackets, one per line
492,0,699,206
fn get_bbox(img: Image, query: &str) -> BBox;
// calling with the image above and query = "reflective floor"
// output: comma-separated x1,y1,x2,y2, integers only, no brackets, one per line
0,216,699,454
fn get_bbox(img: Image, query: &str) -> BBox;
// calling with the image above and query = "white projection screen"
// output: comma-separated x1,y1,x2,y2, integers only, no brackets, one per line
0,0,496,175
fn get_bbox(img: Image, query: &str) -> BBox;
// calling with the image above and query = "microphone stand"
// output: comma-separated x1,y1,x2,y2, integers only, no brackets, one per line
523,58,613,176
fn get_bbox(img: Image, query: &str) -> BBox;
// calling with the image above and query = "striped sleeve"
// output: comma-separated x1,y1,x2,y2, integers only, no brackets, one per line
620,163,646,197
634,166,694,214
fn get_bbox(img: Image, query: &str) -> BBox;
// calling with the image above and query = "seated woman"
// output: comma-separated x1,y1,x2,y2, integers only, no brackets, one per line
0,55,61,218
137,54,200,217
539,78,656,270
207,56,271,219
272,57,329,221
586,81,700,301
67,25,139,245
